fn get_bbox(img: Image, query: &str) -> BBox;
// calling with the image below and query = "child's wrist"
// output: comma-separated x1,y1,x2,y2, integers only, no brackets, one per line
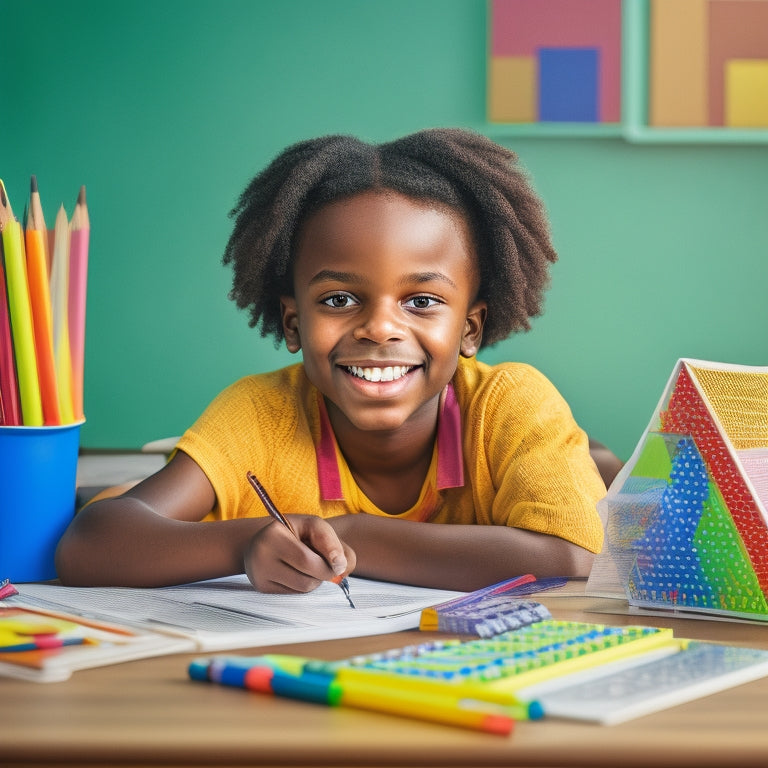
326,513,353,540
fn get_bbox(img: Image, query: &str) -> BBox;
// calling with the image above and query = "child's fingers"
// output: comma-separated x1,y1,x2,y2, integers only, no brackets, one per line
256,562,325,595
244,522,323,593
336,539,356,578
293,516,356,579
244,517,354,594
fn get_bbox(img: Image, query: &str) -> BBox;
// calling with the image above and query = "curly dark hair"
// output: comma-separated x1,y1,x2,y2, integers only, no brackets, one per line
223,128,557,348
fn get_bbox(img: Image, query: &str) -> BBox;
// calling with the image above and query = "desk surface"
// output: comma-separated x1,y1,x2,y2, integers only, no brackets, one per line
4,590,768,768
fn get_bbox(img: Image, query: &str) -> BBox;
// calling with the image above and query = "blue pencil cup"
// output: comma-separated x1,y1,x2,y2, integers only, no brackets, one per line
0,422,82,583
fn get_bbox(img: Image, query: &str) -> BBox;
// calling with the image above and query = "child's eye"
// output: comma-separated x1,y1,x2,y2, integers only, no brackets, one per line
321,293,358,308
404,295,440,310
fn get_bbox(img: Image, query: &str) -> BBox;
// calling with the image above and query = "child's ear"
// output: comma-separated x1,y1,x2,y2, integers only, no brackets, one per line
460,300,487,357
280,297,301,353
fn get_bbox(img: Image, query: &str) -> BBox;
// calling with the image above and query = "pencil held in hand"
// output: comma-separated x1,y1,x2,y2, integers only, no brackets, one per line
246,472,355,608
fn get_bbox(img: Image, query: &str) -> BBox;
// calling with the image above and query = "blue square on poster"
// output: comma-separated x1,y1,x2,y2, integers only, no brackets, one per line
538,47,599,122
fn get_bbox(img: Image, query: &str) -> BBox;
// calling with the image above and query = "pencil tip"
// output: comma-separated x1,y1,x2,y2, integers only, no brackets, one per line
78,185,86,205
30,175,38,193
0,180,6,206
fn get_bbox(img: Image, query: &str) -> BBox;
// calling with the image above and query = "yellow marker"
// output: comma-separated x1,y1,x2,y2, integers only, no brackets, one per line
336,666,539,721
238,659,517,735
329,674,515,735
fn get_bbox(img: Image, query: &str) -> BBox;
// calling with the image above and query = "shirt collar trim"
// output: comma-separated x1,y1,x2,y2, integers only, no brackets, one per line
315,384,464,501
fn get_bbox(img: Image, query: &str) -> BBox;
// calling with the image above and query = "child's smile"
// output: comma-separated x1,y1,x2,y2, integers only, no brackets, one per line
281,190,486,444
345,364,414,382
338,360,421,399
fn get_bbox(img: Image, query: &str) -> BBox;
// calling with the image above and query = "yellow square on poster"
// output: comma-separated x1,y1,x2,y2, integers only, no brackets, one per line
725,59,768,128
488,56,536,123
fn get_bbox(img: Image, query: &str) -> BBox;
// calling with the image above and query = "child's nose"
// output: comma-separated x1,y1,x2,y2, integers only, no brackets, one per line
352,301,405,343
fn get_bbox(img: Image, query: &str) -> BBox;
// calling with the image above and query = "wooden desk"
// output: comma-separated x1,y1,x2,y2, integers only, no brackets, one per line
4,593,768,768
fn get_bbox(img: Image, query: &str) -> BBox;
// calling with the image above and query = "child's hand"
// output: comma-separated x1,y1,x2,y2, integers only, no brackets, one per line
243,515,356,594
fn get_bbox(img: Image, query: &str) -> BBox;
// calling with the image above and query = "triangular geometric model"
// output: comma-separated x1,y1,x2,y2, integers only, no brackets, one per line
587,359,768,620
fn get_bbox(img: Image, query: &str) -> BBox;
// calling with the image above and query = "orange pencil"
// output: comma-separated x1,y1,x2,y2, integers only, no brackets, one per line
68,185,89,421
25,176,61,425
28,173,50,276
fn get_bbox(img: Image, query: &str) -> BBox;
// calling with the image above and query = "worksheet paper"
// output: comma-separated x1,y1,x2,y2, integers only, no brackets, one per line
8,576,465,651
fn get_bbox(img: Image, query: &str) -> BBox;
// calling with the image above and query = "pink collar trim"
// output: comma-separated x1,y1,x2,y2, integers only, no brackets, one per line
436,382,465,490
315,384,464,501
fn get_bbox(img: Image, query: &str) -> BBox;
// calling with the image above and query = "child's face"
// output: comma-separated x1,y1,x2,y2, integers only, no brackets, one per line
281,190,486,436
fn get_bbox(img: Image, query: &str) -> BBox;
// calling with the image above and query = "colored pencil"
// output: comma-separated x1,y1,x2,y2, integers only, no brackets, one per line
0,180,43,426
68,185,89,421
25,176,61,425
27,173,50,276
49,204,75,424
0,231,22,426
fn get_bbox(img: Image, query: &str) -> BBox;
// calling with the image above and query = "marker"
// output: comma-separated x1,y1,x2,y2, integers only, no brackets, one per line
336,665,543,721
246,471,355,608
331,675,515,735
242,663,515,735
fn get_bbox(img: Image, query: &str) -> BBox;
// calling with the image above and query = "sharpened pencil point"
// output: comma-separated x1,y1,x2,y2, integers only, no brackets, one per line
0,180,13,224
78,185,86,205
341,579,356,608
247,470,355,608
30,175,38,193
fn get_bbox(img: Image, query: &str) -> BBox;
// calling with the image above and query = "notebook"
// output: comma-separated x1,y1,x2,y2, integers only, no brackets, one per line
0,575,464,681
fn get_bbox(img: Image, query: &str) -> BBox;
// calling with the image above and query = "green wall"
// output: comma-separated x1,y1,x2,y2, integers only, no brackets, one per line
2,0,767,460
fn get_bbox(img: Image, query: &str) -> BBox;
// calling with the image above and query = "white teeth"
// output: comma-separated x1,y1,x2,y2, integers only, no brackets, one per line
347,365,412,382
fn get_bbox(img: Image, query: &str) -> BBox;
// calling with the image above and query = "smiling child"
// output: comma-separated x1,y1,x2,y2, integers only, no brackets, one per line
56,129,607,592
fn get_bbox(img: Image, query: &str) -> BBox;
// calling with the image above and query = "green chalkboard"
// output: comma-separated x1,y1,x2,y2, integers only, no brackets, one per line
2,1,767,460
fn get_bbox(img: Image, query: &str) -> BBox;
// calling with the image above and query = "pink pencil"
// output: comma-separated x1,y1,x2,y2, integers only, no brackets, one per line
0,235,22,426
68,185,89,422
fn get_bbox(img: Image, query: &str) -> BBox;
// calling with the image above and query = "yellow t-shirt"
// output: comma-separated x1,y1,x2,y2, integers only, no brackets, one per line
176,357,605,553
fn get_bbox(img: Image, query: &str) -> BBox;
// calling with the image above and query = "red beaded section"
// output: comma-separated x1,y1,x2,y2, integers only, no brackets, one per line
661,365,768,594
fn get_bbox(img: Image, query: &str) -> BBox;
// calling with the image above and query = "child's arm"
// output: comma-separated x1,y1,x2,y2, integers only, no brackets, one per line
327,514,593,591
55,451,354,589
588,438,623,488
